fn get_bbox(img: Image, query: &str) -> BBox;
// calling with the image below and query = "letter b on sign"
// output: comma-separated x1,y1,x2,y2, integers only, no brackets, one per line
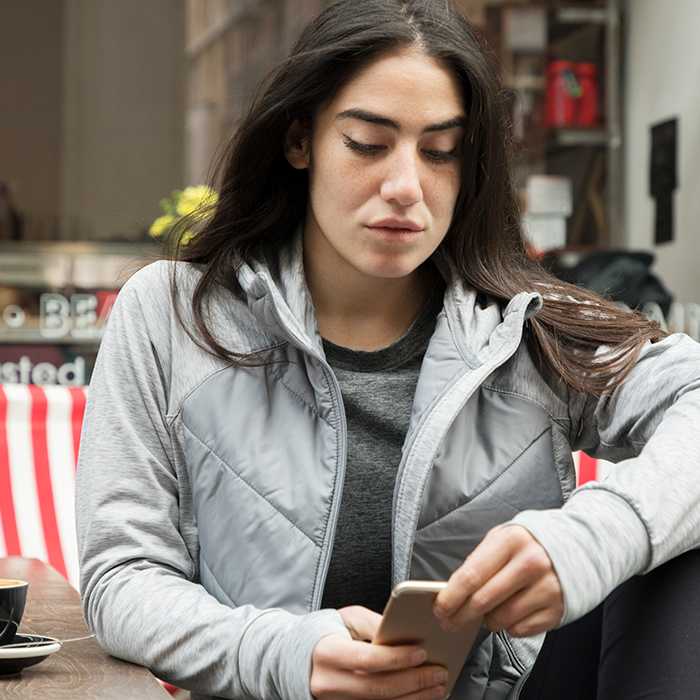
40,293,71,339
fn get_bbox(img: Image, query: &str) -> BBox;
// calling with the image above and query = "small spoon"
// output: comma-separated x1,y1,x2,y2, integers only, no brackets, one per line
0,634,95,649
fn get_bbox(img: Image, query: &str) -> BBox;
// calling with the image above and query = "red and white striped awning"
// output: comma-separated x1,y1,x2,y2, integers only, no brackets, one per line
0,384,86,588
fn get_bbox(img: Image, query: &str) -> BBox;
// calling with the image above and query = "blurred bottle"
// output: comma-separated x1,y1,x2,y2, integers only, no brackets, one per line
545,60,577,127
575,62,599,125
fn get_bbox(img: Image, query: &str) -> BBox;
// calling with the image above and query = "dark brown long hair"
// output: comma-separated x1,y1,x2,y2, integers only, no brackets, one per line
172,0,663,395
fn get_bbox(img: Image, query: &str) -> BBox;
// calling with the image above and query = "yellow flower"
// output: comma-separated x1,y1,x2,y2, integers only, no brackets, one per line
180,229,195,245
150,185,218,243
149,214,177,238
176,185,218,218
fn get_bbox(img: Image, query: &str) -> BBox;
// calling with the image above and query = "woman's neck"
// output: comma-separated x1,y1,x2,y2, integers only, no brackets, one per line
305,255,437,351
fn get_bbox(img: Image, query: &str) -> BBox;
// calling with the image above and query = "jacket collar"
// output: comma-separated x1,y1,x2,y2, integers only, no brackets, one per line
236,233,542,364
237,230,325,356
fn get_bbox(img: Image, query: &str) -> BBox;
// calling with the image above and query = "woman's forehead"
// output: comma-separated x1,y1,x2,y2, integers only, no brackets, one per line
323,49,466,130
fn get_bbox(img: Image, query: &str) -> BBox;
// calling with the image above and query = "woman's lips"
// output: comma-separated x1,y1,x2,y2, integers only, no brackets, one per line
365,223,424,243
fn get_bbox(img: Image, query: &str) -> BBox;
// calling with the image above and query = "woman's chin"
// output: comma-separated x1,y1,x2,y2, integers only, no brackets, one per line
357,258,428,282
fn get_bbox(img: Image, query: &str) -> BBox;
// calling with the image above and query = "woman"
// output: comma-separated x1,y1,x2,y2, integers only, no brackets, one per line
76,1,700,699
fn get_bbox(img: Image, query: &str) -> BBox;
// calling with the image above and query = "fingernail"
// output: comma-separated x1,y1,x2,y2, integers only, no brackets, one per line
434,606,445,620
432,688,445,700
412,649,427,665
440,618,454,632
435,669,448,685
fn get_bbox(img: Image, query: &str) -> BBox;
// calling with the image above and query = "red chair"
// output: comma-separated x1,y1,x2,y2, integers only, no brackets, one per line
574,450,614,486
0,384,87,588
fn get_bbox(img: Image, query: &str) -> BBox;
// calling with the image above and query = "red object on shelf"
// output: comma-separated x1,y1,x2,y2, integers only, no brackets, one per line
545,59,576,127
575,62,599,125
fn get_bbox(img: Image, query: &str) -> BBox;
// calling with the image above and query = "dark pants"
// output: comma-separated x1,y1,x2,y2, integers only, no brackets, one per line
519,549,700,699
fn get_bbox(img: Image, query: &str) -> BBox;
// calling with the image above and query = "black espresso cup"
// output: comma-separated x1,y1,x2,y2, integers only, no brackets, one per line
0,579,29,646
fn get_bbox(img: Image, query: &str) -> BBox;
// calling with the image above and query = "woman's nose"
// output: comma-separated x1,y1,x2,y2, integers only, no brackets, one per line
379,148,423,206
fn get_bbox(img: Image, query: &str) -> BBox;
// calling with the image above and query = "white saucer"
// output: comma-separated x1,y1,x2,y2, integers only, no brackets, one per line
0,634,61,676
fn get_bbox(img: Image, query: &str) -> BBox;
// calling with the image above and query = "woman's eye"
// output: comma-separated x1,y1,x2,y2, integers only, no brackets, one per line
343,137,385,156
423,148,459,164
343,136,458,163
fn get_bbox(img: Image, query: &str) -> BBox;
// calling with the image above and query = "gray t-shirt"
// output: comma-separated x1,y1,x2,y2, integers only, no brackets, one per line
320,283,444,613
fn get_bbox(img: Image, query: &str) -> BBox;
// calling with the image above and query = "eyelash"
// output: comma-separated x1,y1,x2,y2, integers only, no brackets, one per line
343,137,458,164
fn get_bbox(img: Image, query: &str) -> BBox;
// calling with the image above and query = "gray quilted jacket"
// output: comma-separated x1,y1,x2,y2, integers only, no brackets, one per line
76,240,700,700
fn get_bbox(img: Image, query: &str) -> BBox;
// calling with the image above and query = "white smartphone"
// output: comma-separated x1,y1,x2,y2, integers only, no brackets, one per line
373,581,483,698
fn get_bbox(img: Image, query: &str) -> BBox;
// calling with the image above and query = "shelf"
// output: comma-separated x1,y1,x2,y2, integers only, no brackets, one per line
548,21,603,61
554,7,608,24
516,126,607,155
506,75,547,91
0,328,102,346
483,0,621,248
0,240,159,289
549,127,607,147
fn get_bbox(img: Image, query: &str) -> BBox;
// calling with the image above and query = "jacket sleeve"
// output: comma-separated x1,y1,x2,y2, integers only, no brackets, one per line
76,270,350,700
509,333,700,626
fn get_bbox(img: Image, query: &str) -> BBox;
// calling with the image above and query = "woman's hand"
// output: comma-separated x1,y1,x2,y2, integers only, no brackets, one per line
433,525,564,638
310,606,447,700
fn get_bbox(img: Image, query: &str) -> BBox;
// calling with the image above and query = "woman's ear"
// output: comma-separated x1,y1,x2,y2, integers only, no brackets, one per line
283,120,310,170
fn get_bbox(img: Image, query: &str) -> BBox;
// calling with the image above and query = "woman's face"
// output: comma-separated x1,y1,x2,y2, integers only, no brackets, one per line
285,49,465,285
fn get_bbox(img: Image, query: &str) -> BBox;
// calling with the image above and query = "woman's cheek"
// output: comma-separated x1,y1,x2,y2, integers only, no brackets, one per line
332,157,375,203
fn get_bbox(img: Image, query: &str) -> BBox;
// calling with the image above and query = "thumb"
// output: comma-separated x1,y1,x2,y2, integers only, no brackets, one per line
338,605,383,641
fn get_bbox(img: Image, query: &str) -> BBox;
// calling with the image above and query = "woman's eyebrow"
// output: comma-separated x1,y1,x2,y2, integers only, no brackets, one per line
336,109,466,133
424,117,467,133
337,109,398,129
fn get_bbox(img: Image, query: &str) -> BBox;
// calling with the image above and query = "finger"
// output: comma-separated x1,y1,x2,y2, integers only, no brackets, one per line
394,686,448,700
483,577,563,633
366,666,448,700
438,526,561,630
434,524,529,620
443,562,527,629
434,530,512,619
392,686,447,700
448,539,558,622
505,606,562,638
334,665,448,700
445,547,562,632
339,605,383,641
315,635,428,673
484,575,564,632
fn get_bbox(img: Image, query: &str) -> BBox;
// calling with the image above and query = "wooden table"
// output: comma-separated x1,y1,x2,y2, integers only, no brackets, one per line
0,557,170,699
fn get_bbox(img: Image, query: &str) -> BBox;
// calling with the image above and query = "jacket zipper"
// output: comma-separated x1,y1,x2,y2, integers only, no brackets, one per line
256,275,348,610
257,272,536,600
392,308,532,584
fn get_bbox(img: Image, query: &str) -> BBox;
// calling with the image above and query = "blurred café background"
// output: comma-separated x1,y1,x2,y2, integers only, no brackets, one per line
2,0,700,388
